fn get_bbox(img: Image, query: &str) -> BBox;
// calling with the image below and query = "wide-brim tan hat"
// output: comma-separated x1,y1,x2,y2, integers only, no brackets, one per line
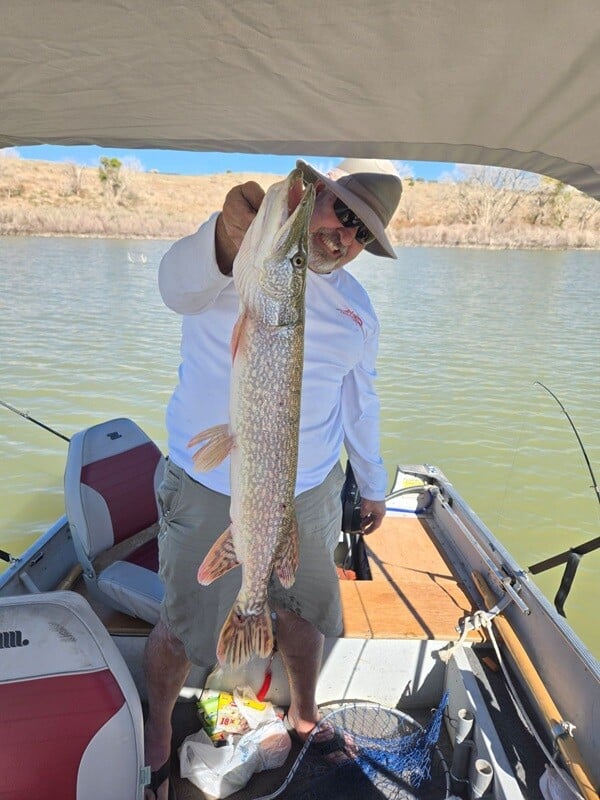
297,159,402,259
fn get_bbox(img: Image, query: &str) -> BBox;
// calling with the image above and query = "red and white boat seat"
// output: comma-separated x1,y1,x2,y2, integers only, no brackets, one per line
64,417,165,623
0,592,146,799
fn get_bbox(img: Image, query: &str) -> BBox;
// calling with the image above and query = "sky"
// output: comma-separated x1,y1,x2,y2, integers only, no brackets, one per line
7,144,455,181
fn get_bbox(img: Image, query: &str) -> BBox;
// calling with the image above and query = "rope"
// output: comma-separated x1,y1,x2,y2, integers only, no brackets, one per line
440,608,584,800
439,609,494,663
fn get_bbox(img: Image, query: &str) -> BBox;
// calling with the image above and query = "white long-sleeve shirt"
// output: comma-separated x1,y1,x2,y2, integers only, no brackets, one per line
159,213,388,500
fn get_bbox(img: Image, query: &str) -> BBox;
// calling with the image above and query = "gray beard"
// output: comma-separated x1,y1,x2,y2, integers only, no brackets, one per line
308,232,344,274
309,254,338,274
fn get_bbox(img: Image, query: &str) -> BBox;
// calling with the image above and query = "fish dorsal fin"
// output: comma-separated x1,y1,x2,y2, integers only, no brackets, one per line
188,424,234,471
197,526,240,585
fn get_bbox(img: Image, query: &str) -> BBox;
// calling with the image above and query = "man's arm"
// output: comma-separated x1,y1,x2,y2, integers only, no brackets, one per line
341,326,388,535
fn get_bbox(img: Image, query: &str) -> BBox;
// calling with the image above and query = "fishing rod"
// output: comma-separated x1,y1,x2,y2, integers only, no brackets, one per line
0,399,70,443
0,400,70,563
534,381,599,506
528,382,599,617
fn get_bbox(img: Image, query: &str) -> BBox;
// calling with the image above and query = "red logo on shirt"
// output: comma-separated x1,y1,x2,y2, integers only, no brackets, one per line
337,307,363,328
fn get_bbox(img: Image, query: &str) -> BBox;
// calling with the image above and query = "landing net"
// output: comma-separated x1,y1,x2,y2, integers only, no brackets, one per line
257,696,450,800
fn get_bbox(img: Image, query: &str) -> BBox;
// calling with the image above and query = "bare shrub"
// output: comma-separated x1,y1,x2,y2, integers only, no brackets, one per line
64,161,85,197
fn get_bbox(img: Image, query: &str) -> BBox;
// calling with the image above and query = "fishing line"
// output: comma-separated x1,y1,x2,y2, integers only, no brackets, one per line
0,399,70,442
528,382,600,615
534,381,599,510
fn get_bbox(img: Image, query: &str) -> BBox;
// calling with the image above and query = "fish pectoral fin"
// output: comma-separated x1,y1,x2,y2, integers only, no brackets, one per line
188,423,234,471
273,520,299,588
217,602,273,667
230,311,248,362
197,526,240,585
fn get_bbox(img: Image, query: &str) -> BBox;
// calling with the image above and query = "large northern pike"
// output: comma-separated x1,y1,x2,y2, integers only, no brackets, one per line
188,168,315,668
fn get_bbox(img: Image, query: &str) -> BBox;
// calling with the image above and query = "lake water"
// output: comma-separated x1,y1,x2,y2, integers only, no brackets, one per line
1,236,598,656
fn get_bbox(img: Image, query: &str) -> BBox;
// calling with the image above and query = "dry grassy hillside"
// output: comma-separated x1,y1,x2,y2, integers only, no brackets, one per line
1,156,599,248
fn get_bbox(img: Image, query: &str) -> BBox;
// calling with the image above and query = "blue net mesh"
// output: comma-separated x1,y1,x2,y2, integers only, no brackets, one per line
256,696,450,800
352,693,449,790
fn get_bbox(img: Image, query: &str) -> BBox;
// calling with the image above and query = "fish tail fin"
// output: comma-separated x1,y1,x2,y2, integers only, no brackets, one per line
273,518,299,588
217,602,273,668
188,423,234,471
197,526,240,585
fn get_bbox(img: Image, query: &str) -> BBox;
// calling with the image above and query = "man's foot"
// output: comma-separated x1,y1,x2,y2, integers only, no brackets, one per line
285,709,321,743
286,713,356,766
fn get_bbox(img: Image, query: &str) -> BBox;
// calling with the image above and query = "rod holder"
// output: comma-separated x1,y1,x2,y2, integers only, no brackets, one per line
469,758,494,799
456,708,474,744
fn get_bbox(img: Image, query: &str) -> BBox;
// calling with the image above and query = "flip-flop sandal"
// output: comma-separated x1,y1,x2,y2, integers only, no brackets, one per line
146,758,170,799
307,727,355,766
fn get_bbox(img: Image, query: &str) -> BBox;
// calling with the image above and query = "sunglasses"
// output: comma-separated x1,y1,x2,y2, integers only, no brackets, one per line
333,198,375,246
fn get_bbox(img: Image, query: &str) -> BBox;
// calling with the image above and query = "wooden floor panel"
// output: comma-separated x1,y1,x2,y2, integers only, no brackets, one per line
340,514,483,641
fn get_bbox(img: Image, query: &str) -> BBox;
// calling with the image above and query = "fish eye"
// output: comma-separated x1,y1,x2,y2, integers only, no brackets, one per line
291,252,305,269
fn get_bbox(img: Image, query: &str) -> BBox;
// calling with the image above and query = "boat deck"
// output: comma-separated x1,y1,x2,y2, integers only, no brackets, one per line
341,514,482,641
70,513,482,644
164,697,452,800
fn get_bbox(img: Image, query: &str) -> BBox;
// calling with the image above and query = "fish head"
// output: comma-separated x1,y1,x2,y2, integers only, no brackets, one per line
234,168,315,327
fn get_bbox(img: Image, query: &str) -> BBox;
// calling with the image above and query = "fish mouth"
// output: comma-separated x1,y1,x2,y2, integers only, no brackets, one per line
274,169,315,258
286,168,315,228
286,167,308,217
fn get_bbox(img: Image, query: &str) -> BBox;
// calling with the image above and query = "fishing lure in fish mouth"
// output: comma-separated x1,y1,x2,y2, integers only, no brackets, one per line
188,169,315,668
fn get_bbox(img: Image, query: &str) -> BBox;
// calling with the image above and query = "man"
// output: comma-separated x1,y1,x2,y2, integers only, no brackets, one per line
144,159,402,799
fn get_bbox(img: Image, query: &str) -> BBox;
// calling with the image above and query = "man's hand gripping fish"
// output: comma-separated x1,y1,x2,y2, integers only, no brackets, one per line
188,169,315,668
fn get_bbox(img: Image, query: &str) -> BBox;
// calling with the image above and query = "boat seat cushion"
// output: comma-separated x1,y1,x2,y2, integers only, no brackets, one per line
65,418,165,561
64,417,166,624
97,560,163,625
0,592,145,800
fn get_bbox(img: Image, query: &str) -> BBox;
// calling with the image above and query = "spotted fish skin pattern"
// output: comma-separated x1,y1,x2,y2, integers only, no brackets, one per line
188,169,315,667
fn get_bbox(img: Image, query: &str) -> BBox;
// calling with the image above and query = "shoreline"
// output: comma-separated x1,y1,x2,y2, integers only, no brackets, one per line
2,156,599,250
2,230,598,251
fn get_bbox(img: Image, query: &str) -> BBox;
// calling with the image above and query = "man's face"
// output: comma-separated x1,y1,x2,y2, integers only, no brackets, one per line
307,185,368,274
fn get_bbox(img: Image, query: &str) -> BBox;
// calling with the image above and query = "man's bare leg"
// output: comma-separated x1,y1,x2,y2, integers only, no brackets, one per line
275,607,324,740
143,618,192,800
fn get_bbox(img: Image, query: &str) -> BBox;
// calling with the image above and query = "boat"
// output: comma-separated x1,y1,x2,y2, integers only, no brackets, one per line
0,2,598,799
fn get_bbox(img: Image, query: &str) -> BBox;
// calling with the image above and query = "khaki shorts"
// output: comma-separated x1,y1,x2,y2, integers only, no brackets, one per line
157,460,345,666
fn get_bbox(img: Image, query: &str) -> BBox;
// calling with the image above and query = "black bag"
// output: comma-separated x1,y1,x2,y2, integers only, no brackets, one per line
341,461,362,534
340,461,373,580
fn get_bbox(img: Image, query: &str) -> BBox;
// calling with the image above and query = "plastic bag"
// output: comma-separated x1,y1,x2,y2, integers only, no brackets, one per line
180,687,291,798
240,717,291,773
232,687,290,771
197,686,285,742
179,728,259,798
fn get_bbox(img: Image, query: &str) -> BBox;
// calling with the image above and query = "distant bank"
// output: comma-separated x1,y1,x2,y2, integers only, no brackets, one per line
1,156,599,249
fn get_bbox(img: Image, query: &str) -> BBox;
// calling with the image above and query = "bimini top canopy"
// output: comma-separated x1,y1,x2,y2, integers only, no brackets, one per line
1,0,599,199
